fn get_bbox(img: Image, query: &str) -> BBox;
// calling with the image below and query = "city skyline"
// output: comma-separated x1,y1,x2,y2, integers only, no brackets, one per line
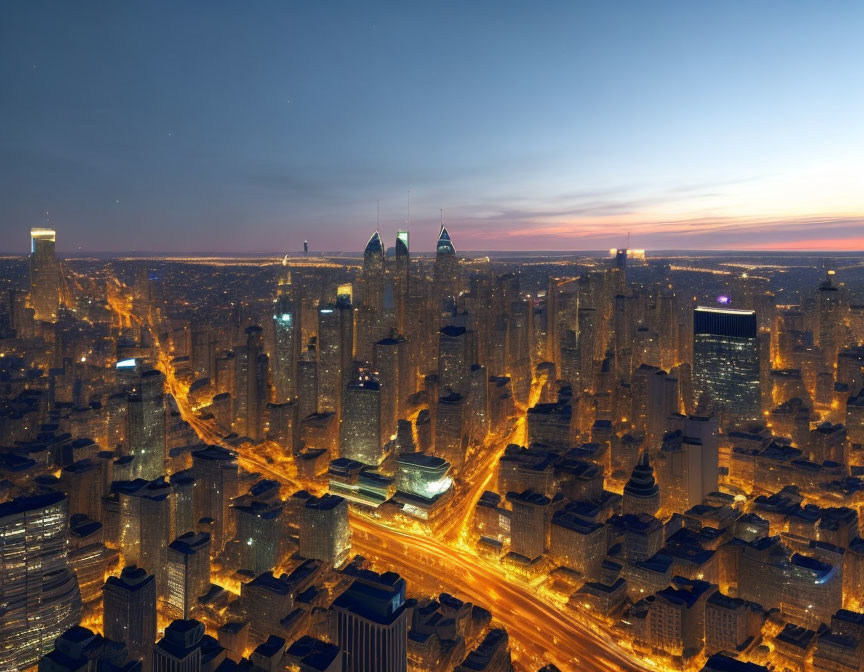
2,1,863,253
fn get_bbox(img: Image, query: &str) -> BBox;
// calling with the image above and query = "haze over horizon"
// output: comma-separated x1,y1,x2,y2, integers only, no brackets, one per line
2,1,862,253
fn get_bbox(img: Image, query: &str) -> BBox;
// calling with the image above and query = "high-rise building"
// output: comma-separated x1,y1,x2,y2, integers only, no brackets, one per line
622,452,660,516
103,565,157,668
29,227,60,322
435,392,468,470
393,230,410,335
233,326,268,441
438,325,472,396
273,266,300,404
191,445,239,554
0,492,82,670
506,489,550,563
126,369,167,481
656,414,719,512
331,569,408,672
299,493,351,568
432,225,458,318
318,297,353,421
373,335,409,442
165,532,211,620
116,477,172,596
339,373,384,466
693,307,761,429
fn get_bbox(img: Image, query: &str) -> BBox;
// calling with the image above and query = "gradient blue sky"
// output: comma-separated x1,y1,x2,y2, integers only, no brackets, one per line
1,1,862,253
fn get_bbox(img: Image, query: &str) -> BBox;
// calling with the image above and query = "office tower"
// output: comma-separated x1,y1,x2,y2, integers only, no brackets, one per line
191,445,239,554
152,619,223,672
60,458,104,519
0,492,82,671
526,400,572,454
506,489,550,563
267,399,298,451
438,325,472,396
433,225,458,317
190,325,216,380
234,325,268,441
815,272,843,367
374,335,409,442
117,478,172,596
657,414,719,512
467,364,490,444
361,231,385,313
622,452,660,516
171,470,196,537
783,553,841,628
29,227,60,322
435,392,468,470
166,532,211,619
630,364,678,445
645,578,715,659
331,569,408,672
549,506,606,580
127,369,167,480
273,267,299,403
299,494,351,568
339,373,384,465
233,498,284,574
104,566,157,668
704,592,763,655
297,343,318,421
318,296,353,421
693,307,761,429
393,230,410,334
68,514,110,604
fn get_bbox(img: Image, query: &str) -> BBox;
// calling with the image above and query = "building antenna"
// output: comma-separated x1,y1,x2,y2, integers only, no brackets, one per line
440,208,444,229
407,190,411,228
626,231,630,249
376,199,380,231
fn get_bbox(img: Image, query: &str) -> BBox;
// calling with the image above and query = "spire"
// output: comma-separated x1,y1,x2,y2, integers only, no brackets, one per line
436,224,455,256
364,230,384,256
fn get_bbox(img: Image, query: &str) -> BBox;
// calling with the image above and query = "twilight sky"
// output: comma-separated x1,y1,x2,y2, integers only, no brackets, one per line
1,1,862,253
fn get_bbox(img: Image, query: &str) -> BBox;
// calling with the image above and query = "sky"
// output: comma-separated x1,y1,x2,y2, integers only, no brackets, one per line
1,1,862,253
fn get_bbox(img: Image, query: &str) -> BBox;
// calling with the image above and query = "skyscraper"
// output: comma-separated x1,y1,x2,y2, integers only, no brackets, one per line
331,569,408,672
374,335,409,442
29,227,59,322
272,267,299,404
693,306,761,429
234,326,268,441
339,373,384,465
393,230,410,335
126,369,167,481
299,493,351,568
165,532,211,619
104,565,157,668
432,225,458,319
0,492,83,670
191,445,239,554
318,296,354,421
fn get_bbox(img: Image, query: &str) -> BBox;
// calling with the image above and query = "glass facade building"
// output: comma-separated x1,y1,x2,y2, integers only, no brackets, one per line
693,307,761,429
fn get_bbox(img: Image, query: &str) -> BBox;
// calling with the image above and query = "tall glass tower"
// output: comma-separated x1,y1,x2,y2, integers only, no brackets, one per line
29,227,59,321
693,306,761,429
